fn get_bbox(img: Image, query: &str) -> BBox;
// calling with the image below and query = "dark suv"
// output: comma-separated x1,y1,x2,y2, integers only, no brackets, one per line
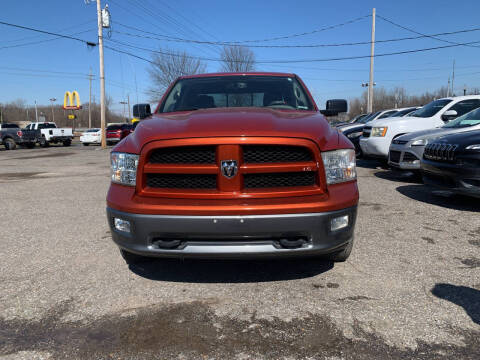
421,130,480,198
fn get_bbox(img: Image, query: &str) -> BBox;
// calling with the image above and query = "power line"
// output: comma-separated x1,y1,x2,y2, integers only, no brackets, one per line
377,14,480,49
0,29,95,50
113,25,480,48
0,20,96,47
105,37,480,64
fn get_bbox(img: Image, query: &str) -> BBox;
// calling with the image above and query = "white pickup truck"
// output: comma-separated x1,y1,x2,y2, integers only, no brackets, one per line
25,122,74,147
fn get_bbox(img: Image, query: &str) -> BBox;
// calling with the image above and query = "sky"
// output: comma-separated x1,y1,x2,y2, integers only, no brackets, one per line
1,0,480,115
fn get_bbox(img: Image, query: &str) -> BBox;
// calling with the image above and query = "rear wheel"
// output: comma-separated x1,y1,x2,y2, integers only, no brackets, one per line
40,137,49,148
325,238,354,262
120,249,149,265
63,139,72,147
4,138,16,150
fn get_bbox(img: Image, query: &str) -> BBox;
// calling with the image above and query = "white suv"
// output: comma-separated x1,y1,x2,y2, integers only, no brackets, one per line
359,96,480,159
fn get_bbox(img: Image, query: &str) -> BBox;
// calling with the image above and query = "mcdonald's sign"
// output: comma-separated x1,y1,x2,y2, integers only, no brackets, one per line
63,91,82,110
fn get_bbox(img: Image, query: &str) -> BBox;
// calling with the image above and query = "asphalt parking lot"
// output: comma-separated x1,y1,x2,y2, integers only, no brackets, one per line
0,144,478,360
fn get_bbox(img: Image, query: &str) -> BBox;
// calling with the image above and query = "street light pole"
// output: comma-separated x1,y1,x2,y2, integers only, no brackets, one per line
120,101,127,122
49,98,57,123
95,0,106,148
368,8,376,113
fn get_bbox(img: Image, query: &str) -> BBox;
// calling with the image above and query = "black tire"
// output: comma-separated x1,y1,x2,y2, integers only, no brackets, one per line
120,249,149,265
40,137,49,148
4,138,16,150
325,238,354,262
63,139,72,147
83,143,89,146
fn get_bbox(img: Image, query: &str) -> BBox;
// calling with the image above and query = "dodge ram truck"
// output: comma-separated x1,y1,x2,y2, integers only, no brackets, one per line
106,72,359,265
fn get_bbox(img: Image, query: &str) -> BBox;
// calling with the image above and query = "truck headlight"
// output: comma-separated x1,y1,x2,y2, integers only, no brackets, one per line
321,149,356,185
371,127,388,137
347,131,363,138
411,138,427,146
111,152,139,186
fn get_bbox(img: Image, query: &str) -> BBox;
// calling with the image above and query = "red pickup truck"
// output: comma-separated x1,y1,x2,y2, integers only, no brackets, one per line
106,72,358,264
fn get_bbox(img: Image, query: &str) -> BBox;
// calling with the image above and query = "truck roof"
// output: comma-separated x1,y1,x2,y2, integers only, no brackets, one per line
178,72,297,80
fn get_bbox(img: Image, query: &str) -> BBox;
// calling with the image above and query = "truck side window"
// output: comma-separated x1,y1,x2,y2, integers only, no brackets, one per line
447,99,480,117
163,82,183,112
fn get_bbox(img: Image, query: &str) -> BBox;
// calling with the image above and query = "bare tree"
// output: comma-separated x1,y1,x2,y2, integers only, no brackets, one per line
220,45,256,72
148,48,206,103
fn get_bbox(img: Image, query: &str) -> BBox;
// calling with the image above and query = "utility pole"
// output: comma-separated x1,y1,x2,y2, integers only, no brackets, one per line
35,100,38,122
95,0,107,148
368,8,376,113
464,85,467,96
127,94,131,120
0,104,3,124
49,98,56,122
89,68,93,129
447,77,451,97
120,101,127,121
451,60,455,96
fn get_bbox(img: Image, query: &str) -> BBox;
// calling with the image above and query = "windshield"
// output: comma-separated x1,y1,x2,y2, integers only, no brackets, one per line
391,108,417,117
158,76,314,113
443,107,480,128
87,128,100,132
378,110,398,119
412,99,452,118
359,111,380,124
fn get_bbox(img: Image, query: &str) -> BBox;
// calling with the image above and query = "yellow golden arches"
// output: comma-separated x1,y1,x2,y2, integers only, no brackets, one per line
63,91,82,110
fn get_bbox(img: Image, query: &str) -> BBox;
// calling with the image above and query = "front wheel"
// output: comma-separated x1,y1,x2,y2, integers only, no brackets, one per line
4,138,16,150
120,249,149,265
40,138,49,148
63,139,72,147
325,238,354,262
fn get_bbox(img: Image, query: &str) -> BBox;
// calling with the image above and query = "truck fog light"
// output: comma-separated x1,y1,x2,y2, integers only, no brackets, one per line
331,215,349,231
114,218,131,233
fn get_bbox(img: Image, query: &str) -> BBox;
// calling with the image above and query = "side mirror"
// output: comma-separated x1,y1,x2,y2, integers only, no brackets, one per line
320,99,348,116
133,103,152,119
441,109,457,122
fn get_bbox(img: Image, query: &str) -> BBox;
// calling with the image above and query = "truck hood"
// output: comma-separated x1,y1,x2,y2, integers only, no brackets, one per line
117,107,347,153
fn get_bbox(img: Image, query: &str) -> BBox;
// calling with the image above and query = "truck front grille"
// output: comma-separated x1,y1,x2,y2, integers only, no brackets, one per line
244,172,315,188
140,139,323,199
146,174,217,189
243,145,312,163
149,146,216,164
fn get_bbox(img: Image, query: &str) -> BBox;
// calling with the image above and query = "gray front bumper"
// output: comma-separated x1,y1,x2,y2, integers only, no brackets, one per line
388,143,424,170
107,206,357,259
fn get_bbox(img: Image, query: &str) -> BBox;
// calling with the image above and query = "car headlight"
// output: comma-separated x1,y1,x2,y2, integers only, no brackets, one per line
111,152,139,186
466,144,480,150
347,131,363,138
411,138,427,146
371,127,388,137
321,149,356,185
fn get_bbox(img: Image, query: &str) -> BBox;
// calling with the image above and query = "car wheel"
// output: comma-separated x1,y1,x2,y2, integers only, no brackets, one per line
4,138,16,150
40,137,49,147
83,143,89,146
120,249,149,265
325,238,354,262
63,140,72,147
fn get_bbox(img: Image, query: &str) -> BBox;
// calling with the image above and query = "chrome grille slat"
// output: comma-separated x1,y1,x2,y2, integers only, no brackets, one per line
424,143,458,162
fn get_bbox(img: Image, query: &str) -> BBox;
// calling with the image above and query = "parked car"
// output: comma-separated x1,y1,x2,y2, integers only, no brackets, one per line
421,130,480,198
336,108,399,132
340,107,420,157
106,72,358,265
25,122,74,147
106,124,132,146
360,96,480,160
333,113,369,128
0,123,39,150
389,106,480,170
80,128,101,146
